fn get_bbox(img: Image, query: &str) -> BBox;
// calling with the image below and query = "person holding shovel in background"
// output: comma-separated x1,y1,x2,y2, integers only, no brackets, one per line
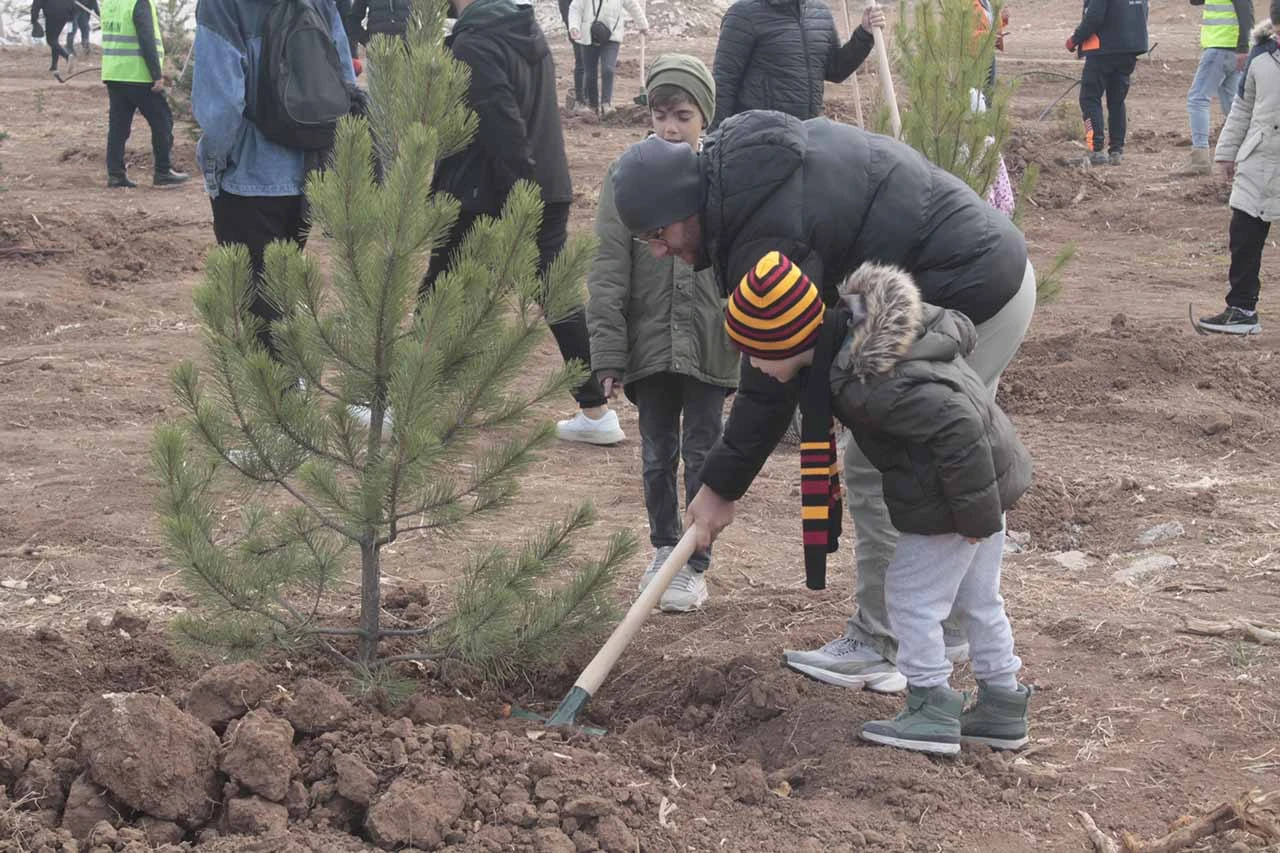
608,111,1035,693
587,55,738,613
709,0,883,129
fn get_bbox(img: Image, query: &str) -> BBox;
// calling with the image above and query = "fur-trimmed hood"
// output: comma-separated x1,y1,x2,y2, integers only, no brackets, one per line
832,263,978,380
1253,19,1276,46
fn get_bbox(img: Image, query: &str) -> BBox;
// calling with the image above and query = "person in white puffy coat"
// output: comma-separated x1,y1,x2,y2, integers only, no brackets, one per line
567,0,648,115
1202,11,1280,335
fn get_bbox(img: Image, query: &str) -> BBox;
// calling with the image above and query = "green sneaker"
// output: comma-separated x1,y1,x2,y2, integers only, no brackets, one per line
960,682,1032,750
859,685,963,755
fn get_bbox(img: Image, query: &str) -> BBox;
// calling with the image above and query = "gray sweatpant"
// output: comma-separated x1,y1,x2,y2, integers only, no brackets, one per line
887,531,1022,689
843,259,1037,662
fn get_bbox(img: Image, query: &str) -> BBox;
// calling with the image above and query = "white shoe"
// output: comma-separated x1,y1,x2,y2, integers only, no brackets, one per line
782,637,907,693
601,102,617,117
555,409,624,445
349,404,393,429
639,552,708,612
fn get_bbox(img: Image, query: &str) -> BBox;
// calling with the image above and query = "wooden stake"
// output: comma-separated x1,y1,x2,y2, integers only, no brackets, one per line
1076,811,1120,853
840,0,865,127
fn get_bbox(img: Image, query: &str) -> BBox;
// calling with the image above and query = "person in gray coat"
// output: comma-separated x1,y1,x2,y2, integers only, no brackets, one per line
723,257,1033,755
710,0,883,129
1200,9,1280,335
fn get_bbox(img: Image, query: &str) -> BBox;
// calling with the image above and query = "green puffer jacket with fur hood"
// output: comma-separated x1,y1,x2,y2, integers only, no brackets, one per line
829,264,1033,539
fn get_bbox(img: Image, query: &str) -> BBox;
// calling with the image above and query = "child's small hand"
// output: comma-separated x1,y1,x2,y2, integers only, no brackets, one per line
602,376,623,400
1220,161,1236,182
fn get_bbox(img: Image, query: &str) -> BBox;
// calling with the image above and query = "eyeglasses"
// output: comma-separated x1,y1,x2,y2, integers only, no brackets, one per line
633,225,666,247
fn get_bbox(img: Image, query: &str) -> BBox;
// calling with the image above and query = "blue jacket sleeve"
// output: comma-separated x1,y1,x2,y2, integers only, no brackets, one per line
327,0,357,81
192,0,248,191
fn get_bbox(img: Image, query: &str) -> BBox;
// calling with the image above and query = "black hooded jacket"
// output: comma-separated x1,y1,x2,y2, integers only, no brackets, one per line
696,110,1028,501
434,5,573,214
711,0,873,129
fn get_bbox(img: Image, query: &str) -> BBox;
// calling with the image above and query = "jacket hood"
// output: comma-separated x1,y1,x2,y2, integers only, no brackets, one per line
453,0,546,62
834,264,923,379
1254,19,1277,46
703,111,806,267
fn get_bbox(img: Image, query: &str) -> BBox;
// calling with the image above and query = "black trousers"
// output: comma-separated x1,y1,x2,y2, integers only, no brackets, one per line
1227,207,1269,312
210,192,308,357
1079,53,1136,153
631,373,725,571
422,200,607,410
43,13,71,70
106,81,174,178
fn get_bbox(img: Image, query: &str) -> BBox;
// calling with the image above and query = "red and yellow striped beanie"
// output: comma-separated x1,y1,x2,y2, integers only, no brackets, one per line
725,251,825,359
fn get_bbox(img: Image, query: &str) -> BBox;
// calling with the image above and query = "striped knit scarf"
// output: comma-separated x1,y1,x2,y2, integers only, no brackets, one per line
798,309,848,590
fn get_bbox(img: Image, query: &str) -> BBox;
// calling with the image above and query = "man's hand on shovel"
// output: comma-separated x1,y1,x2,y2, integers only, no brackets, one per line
684,485,735,551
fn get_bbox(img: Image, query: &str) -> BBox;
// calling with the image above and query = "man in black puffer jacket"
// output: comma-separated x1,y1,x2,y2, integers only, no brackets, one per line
611,110,1037,693
429,0,619,445
710,0,881,129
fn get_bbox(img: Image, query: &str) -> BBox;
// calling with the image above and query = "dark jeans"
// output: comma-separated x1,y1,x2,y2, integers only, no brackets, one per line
1227,206,1269,312
1079,53,1136,153
572,43,585,103
582,40,620,107
66,10,89,50
421,200,607,409
631,373,726,571
210,192,308,357
106,82,174,178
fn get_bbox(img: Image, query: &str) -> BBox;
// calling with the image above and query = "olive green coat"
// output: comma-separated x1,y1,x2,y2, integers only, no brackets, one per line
587,160,739,399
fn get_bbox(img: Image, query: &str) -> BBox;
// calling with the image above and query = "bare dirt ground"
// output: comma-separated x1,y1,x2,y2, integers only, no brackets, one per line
1,0,1278,850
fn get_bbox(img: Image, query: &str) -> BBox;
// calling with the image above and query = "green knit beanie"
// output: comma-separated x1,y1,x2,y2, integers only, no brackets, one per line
645,53,716,125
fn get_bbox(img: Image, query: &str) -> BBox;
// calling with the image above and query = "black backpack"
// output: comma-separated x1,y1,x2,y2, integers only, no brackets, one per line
253,0,351,151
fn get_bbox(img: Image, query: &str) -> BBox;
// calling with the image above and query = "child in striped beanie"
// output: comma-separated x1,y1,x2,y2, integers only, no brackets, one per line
726,252,1035,757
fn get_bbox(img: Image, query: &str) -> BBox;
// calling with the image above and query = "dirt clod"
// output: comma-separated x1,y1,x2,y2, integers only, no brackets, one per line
225,795,289,836
730,761,767,804
364,774,467,850
185,662,272,731
534,827,577,853
61,774,116,841
76,693,220,828
221,710,299,802
333,751,379,807
282,679,352,734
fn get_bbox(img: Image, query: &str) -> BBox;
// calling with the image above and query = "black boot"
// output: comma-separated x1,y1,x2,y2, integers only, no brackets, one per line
154,168,190,187
107,173,138,189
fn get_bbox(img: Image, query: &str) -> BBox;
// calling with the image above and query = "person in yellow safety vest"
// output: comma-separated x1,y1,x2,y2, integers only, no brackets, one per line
1173,0,1254,176
99,0,188,187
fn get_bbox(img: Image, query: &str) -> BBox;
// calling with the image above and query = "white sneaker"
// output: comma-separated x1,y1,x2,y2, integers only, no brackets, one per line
349,404,393,429
555,409,625,445
601,102,617,117
782,637,907,693
639,553,708,613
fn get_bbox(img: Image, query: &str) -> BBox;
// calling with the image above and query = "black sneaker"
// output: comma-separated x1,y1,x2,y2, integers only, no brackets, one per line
1086,151,1108,166
154,168,190,187
1198,306,1261,335
1108,150,1123,165
107,174,137,189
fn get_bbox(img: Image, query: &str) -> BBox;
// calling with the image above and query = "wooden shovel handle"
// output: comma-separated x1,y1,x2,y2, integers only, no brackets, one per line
870,1,902,138
574,526,699,696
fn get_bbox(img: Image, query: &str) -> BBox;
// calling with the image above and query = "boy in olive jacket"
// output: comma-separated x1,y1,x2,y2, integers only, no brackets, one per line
726,254,1033,755
587,55,738,612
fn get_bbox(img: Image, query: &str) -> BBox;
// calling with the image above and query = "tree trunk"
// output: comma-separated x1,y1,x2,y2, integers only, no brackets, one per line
358,539,380,663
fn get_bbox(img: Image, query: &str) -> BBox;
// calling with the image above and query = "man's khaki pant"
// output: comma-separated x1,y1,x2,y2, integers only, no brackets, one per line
842,260,1037,662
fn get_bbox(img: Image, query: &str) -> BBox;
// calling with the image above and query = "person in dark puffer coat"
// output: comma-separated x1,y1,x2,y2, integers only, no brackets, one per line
348,0,412,44
710,0,881,129
609,111,1037,694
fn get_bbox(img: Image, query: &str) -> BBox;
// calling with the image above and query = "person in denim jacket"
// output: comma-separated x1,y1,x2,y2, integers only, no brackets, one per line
192,0,355,357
